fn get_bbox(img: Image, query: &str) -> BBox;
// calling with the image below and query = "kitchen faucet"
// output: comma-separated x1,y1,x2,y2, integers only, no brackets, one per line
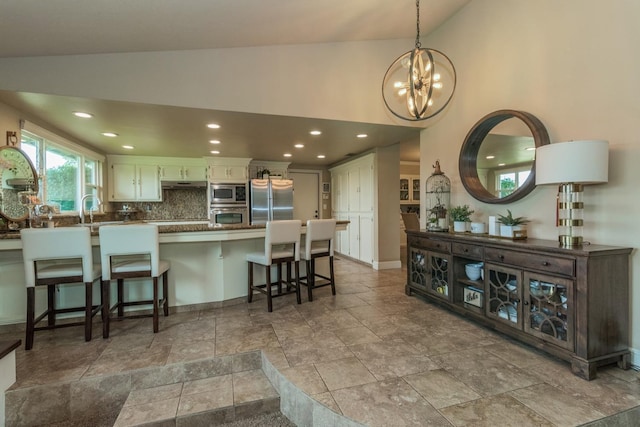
80,194,102,224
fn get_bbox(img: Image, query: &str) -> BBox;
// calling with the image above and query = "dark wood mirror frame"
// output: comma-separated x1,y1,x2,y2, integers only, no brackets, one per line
458,109,550,204
0,145,39,222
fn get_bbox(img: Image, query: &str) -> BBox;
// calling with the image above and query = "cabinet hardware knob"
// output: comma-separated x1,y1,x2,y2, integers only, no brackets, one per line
499,255,504,260
464,249,468,253
524,301,529,306
542,261,549,266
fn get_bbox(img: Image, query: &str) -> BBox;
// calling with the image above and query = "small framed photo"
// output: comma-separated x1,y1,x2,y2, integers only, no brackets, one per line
322,182,330,193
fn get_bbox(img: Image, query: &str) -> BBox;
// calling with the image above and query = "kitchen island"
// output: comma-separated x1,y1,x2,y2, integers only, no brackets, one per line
0,221,347,326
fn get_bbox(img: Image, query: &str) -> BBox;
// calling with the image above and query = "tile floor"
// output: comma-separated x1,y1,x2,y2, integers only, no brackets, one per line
2,255,640,426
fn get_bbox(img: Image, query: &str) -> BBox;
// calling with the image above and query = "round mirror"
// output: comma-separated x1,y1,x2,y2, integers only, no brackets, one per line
459,110,550,204
0,146,39,222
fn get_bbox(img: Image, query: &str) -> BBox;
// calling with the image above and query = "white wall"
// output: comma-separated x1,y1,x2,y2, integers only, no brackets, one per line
418,0,640,363
0,40,420,127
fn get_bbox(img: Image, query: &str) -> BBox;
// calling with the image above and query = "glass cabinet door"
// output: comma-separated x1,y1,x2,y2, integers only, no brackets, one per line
411,177,420,202
486,263,522,329
408,247,450,299
524,272,574,351
409,247,428,290
400,178,410,202
428,252,450,298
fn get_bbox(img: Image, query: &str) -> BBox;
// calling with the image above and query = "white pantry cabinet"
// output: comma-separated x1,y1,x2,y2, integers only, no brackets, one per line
330,154,375,264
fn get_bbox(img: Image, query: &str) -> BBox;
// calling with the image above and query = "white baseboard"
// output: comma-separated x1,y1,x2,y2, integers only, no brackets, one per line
373,260,402,270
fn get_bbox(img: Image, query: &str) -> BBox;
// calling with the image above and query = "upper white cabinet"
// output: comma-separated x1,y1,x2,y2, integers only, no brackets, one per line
160,159,207,181
109,162,161,202
206,157,252,182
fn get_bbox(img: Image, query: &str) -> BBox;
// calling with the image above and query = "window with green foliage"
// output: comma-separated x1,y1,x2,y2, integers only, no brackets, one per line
496,170,530,198
20,128,103,213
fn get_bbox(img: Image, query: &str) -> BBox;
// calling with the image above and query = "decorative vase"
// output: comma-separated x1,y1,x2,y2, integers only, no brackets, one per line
500,225,524,238
453,221,468,233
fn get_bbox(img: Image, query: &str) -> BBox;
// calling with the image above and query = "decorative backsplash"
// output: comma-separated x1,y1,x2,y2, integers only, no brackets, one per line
117,188,208,221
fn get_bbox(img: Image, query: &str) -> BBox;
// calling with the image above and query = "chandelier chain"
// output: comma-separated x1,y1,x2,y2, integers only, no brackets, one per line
415,0,421,48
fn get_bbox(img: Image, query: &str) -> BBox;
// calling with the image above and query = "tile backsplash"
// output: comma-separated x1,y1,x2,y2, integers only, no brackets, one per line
114,188,208,221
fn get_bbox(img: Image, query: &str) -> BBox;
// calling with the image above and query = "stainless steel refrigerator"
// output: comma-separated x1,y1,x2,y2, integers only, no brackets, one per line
249,178,294,224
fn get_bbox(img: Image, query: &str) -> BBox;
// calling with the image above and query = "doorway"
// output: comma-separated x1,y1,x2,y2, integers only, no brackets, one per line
289,170,320,222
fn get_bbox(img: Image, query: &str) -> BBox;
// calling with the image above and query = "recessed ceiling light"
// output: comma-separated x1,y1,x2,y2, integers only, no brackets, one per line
498,163,506,166
294,144,304,148
102,132,118,137
210,150,220,154
317,154,326,159
525,147,535,151
122,145,134,150
310,130,322,136
207,123,220,129
73,111,93,118
284,153,292,158
486,155,495,159
209,140,221,144
357,134,368,138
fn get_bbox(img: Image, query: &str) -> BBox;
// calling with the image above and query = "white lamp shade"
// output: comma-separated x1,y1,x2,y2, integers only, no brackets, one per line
536,140,609,185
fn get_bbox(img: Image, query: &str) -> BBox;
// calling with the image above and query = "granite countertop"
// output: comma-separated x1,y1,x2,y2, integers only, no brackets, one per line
0,220,348,240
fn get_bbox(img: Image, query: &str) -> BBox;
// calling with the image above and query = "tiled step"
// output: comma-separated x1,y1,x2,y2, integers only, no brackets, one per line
113,369,280,427
5,351,277,427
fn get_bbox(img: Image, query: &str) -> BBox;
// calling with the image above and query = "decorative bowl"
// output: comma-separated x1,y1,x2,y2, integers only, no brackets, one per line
465,263,483,281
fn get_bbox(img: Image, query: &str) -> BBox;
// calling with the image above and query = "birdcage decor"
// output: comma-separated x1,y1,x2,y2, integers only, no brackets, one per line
426,160,451,231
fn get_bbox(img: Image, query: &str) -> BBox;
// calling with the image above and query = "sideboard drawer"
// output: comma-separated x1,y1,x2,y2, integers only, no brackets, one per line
452,242,484,258
409,237,451,254
485,248,575,277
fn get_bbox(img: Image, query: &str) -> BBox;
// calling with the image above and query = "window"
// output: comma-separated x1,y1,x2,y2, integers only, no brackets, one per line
496,169,531,198
20,124,104,214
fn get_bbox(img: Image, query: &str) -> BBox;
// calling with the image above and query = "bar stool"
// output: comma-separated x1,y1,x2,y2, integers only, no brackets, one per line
300,219,337,302
247,220,302,312
99,224,170,337
20,227,102,350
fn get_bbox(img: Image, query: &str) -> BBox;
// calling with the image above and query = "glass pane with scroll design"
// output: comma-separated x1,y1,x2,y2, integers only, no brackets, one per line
488,268,518,323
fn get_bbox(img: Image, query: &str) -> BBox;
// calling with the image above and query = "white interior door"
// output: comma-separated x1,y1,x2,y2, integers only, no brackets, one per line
290,171,319,222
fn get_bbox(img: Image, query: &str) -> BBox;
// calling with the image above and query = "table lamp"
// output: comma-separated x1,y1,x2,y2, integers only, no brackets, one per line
535,140,609,246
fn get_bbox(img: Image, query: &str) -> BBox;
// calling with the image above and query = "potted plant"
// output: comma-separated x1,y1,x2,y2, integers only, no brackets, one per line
450,204,474,232
497,209,529,238
428,204,448,230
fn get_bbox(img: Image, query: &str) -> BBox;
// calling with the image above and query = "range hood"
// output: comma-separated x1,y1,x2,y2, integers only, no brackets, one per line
161,180,207,189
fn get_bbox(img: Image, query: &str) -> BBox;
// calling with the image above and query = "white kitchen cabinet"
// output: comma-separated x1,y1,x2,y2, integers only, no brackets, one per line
330,154,375,265
160,163,207,181
109,163,161,201
206,157,252,182
400,174,420,204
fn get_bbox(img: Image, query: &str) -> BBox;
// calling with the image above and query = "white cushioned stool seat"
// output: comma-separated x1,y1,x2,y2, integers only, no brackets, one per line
20,227,103,350
99,224,170,337
246,220,302,312
300,219,337,302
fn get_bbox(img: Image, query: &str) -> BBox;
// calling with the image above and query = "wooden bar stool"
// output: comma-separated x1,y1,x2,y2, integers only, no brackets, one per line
99,224,170,337
247,220,302,312
300,219,337,302
20,227,102,350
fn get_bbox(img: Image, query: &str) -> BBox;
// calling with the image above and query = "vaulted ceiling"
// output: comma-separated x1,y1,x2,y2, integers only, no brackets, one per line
0,0,470,166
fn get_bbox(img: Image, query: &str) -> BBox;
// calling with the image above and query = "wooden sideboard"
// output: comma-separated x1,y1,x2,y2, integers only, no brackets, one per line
405,230,632,380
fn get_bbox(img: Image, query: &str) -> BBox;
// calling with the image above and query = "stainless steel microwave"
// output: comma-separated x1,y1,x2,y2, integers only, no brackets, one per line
209,183,247,205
